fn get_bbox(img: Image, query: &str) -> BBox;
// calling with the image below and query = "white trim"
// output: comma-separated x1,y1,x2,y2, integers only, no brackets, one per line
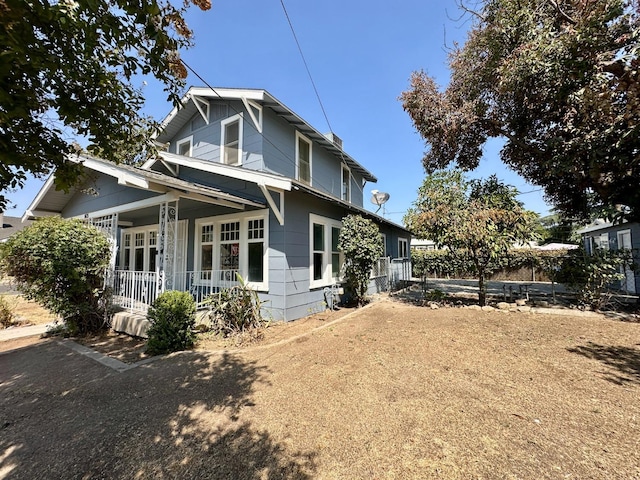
158,151,292,191
22,175,56,222
258,184,285,226
221,113,243,166
341,164,351,203
242,97,263,133
398,237,409,259
296,131,312,186
176,136,193,157
194,209,270,291
309,213,343,289
74,192,180,219
192,96,210,125
380,233,387,257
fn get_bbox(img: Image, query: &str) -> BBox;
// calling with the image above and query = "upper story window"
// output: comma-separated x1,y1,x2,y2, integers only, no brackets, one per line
341,165,351,202
177,136,193,157
296,132,312,185
221,114,243,165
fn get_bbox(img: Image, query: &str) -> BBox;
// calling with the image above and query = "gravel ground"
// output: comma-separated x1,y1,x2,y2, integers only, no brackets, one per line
1,297,639,479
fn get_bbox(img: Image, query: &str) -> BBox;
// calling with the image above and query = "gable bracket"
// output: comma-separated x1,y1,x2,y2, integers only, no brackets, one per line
258,183,284,226
192,95,210,125
242,97,263,134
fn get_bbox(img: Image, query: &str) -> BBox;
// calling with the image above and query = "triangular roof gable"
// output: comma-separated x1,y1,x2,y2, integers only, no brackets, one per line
155,87,377,183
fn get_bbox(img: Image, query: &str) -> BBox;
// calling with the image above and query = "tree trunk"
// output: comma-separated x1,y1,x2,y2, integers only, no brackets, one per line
478,270,487,306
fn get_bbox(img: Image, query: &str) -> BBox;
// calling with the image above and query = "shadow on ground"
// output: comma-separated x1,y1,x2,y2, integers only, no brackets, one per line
0,343,316,479
568,342,640,386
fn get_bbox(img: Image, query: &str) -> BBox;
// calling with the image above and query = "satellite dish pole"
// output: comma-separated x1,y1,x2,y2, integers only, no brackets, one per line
370,190,390,216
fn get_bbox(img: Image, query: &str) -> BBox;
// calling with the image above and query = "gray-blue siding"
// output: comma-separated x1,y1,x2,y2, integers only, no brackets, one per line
168,100,366,207
584,223,640,293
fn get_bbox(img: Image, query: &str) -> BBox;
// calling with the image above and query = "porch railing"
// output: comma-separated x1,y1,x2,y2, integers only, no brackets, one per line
111,270,158,314
111,269,240,313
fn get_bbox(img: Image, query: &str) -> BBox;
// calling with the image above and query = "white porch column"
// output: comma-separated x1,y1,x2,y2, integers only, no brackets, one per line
157,200,179,293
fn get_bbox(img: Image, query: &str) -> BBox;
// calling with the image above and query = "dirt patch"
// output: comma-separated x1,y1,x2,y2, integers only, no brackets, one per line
2,298,639,479
1,293,58,327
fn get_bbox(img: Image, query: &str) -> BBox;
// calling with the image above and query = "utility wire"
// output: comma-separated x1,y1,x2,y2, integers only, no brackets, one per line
278,0,333,135
181,60,368,202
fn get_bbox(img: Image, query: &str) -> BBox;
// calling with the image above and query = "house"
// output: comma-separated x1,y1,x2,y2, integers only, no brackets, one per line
0,213,32,243
577,219,639,294
23,87,411,324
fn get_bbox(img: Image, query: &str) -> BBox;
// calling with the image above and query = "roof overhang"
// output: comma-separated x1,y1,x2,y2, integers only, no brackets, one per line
155,87,377,183
293,180,411,234
23,155,265,221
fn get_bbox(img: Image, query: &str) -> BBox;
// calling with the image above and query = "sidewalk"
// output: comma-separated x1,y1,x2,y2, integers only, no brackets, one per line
0,323,52,341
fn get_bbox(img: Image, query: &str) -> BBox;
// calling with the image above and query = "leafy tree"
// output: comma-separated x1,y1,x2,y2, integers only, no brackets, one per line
0,217,111,334
537,213,580,244
338,215,384,307
401,0,640,222
404,171,537,305
0,0,211,209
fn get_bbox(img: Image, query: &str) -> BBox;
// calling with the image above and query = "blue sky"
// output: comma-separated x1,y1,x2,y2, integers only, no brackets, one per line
5,0,552,223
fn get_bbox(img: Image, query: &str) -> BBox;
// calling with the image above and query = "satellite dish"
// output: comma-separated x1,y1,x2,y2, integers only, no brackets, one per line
370,190,390,213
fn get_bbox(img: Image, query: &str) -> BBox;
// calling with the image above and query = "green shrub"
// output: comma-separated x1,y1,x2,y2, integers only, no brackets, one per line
0,217,111,334
337,215,383,306
0,295,13,328
203,274,267,338
146,290,196,354
557,247,629,310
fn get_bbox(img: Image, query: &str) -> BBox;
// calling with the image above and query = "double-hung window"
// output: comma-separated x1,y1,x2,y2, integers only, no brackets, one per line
221,114,243,165
194,210,269,290
296,132,312,185
310,214,343,288
398,238,408,259
341,165,351,202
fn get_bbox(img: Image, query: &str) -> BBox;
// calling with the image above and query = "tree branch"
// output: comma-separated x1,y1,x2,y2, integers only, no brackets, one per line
546,0,577,25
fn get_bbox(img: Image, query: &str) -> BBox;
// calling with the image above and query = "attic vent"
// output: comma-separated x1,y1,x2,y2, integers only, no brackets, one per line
210,103,228,122
324,132,343,150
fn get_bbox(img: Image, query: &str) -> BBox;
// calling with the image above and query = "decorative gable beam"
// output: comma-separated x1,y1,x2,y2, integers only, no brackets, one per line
242,97,263,133
258,183,284,226
192,95,210,125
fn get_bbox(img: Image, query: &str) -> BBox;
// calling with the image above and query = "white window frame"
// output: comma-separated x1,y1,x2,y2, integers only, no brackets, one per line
194,209,269,291
221,114,243,166
341,164,351,202
119,226,159,272
617,229,632,250
296,131,312,186
398,237,409,259
176,136,193,157
380,233,387,257
309,213,343,289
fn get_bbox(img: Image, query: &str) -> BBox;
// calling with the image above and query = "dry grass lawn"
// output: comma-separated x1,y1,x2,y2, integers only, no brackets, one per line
1,293,58,326
1,297,639,479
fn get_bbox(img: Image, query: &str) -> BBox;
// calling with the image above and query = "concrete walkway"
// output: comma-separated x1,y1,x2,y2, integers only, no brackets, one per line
0,323,55,341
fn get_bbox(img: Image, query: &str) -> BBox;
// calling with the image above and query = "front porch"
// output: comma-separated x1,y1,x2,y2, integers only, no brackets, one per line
110,269,241,314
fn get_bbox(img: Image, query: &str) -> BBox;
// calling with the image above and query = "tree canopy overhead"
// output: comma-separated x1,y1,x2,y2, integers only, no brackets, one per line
401,0,640,222
0,0,211,209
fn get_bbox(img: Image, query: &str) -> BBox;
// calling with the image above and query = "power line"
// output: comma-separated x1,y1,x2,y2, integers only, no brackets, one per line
181,60,368,202
278,0,333,135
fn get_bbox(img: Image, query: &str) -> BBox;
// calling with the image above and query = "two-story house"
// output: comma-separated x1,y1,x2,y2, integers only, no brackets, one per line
23,87,411,323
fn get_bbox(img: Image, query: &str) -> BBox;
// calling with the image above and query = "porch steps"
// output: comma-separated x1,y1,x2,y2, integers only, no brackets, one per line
112,311,150,338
